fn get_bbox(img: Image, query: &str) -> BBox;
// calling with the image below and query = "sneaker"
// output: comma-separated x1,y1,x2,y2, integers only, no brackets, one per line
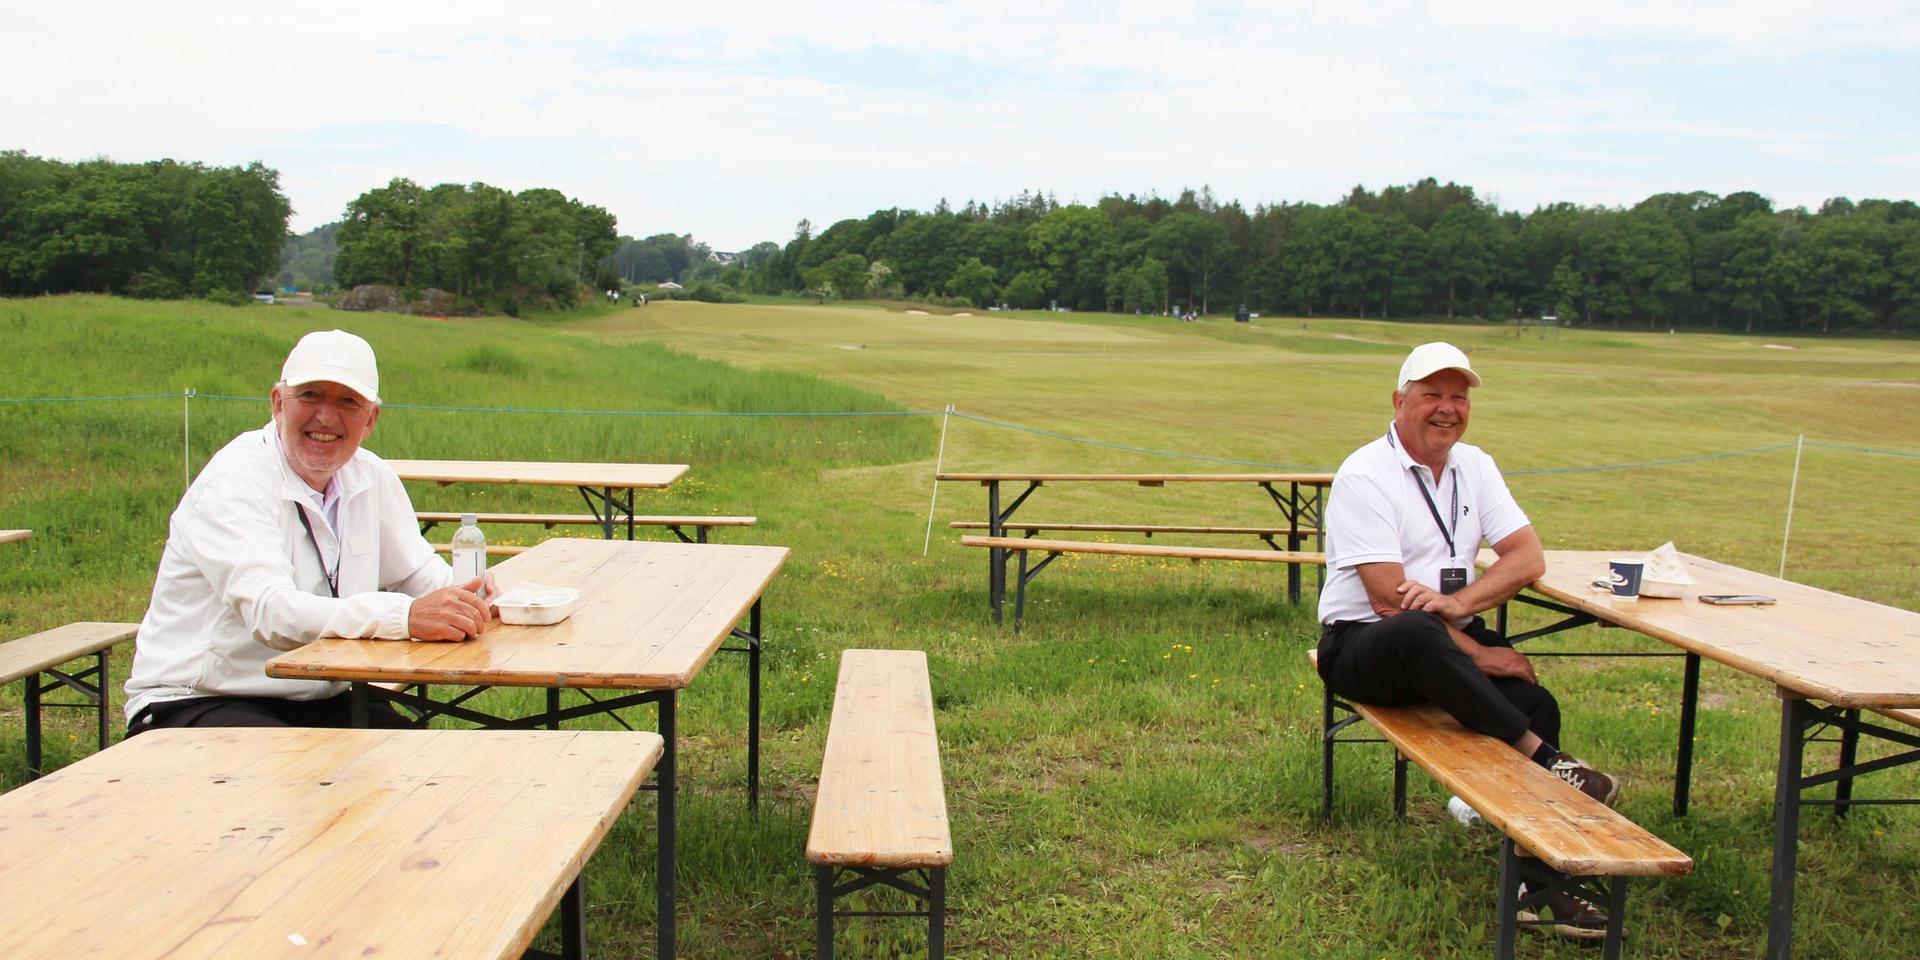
1517,884,1614,941
1549,753,1621,806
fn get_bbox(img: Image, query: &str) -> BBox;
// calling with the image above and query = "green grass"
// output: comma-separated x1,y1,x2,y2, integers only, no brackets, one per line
4,294,1920,958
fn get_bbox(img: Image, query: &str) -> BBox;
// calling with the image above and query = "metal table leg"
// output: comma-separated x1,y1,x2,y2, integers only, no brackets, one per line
1766,694,1810,960
657,689,677,960
1675,652,1700,816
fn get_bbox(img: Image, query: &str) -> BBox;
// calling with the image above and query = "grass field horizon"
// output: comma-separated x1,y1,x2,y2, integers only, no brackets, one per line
4,293,1919,958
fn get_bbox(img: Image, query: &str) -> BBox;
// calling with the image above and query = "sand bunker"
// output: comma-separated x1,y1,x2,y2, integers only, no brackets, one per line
905,309,929,315
1763,343,1797,350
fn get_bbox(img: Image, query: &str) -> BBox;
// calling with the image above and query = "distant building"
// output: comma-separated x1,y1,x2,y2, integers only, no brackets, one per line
706,251,739,266
657,281,684,291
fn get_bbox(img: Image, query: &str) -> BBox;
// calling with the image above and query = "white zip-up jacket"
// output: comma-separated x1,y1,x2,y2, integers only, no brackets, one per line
125,424,454,720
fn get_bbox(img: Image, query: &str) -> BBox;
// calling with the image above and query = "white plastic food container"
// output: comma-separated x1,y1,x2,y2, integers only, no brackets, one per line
490,584,584,626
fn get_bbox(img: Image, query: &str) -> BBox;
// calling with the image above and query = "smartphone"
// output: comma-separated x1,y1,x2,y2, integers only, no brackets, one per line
1698,594,1776,606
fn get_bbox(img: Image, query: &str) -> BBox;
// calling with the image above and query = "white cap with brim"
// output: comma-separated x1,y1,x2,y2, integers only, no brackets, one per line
1397,341,1481,392
279,329,381,405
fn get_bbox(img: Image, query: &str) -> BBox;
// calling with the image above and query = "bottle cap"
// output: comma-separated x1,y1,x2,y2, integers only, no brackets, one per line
461,513,478,525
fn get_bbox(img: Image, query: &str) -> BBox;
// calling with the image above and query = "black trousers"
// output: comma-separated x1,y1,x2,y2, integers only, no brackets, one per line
126,690,411,738
1317,611,1560,747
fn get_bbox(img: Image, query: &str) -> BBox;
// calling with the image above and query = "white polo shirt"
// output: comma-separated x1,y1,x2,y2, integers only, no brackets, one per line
1316,422,1530,626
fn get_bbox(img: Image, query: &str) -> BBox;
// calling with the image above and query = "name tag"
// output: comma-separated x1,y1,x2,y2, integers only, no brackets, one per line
1439,567,1467,595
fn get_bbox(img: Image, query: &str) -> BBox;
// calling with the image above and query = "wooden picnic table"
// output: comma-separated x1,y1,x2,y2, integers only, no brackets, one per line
1498,548,1920,959
0,529,30,545
937,471,1334,616
0,726,662,959
266,536,787,960
388,459,689,539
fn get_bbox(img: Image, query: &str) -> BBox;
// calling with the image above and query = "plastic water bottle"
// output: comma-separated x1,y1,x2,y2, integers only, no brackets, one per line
1447,795,1483,827
451,513,487,589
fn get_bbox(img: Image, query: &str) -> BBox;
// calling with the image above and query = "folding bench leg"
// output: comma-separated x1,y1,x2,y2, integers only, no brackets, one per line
1321,685,1336,821
96,649,111,752
1495,839,1521,960
24,669,42,778
929,867,946,960
815,865,835,960
1393,752,1408,820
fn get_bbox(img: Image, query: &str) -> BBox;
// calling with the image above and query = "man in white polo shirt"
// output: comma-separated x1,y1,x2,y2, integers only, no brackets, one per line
1316,341,1618,937
124,330,495,733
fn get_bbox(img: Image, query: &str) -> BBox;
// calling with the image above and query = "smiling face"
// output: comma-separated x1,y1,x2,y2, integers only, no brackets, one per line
270,380,380,491
1392,368,1472,471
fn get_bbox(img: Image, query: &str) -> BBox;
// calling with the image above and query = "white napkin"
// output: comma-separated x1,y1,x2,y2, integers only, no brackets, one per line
1642,542,1696,585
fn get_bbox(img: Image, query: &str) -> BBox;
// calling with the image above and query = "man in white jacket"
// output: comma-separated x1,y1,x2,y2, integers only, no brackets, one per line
125,330,493,732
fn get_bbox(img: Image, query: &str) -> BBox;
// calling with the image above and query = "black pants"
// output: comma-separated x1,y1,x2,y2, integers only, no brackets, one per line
1318,611,1560,747
126,690,412,738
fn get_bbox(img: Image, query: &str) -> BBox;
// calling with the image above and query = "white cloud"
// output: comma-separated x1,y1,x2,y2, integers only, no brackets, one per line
3,1,1916,244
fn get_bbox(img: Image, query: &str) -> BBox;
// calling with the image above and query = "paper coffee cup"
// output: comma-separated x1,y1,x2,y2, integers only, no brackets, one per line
1608,558,1644,600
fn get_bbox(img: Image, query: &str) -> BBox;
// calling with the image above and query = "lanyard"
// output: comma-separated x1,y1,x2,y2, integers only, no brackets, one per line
1412,466,1458,561
294,506,340,598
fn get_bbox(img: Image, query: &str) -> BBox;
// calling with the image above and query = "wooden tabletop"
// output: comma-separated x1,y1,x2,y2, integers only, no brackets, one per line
0,726,662,960
1507,549,1920,708
267,537,788,689
0,529,30,545
387,459,688,489
937,472,1333,485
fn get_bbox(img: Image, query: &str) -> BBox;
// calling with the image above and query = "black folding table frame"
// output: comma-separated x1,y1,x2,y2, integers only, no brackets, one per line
974,477,1326,624
17,648,114,780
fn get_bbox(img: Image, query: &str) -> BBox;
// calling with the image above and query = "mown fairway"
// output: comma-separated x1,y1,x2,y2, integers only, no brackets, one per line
4,294,1919,958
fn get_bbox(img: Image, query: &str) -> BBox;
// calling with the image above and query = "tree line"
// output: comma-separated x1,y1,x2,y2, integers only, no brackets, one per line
332,178,618,311
0,151,290,301
698,181,1920,333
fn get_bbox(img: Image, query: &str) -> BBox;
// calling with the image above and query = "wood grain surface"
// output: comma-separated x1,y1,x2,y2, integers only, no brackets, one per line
0,621,138,683
267,538,787,689
0,726,662,959
806,649,952,869
1506,549,1920,708
388,459,687,489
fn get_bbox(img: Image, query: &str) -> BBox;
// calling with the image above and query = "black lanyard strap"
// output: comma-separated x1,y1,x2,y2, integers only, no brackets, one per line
295,505,341,598
1412,466,1458,560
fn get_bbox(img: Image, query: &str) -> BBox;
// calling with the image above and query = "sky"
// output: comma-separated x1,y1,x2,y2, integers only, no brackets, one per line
4,1,1917,250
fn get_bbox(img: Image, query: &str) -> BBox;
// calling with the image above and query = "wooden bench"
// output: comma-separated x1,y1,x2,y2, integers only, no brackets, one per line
951,520,1319,539
808,649,951,960
959,534,1324,631
0,622,138,779
1310,650,1691,957
417,511,756,543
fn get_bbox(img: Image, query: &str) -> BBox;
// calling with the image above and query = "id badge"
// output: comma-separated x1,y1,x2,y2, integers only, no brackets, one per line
1439,567,1467,595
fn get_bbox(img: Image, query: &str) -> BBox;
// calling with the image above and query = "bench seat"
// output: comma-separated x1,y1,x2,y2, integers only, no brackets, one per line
1,622,139,778
950,520,1318,538
1310,649,1690,957
808,649,950,958
959,534,1324,630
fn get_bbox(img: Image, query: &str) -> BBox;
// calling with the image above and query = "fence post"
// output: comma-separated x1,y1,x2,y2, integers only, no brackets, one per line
923,403,955,556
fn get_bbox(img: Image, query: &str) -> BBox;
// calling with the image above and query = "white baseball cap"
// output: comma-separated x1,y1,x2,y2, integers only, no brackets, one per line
1396,341,1481,392
279,330,381,405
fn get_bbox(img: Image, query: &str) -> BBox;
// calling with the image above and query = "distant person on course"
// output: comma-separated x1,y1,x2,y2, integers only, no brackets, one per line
124,330,495,734
1315,341,1620,938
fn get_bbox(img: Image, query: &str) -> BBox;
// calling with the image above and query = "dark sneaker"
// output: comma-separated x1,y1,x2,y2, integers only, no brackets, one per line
1549,753,1621,806
1517,884,1614,941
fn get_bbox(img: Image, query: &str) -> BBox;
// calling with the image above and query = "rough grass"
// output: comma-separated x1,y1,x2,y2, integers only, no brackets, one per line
2,294,1918,958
